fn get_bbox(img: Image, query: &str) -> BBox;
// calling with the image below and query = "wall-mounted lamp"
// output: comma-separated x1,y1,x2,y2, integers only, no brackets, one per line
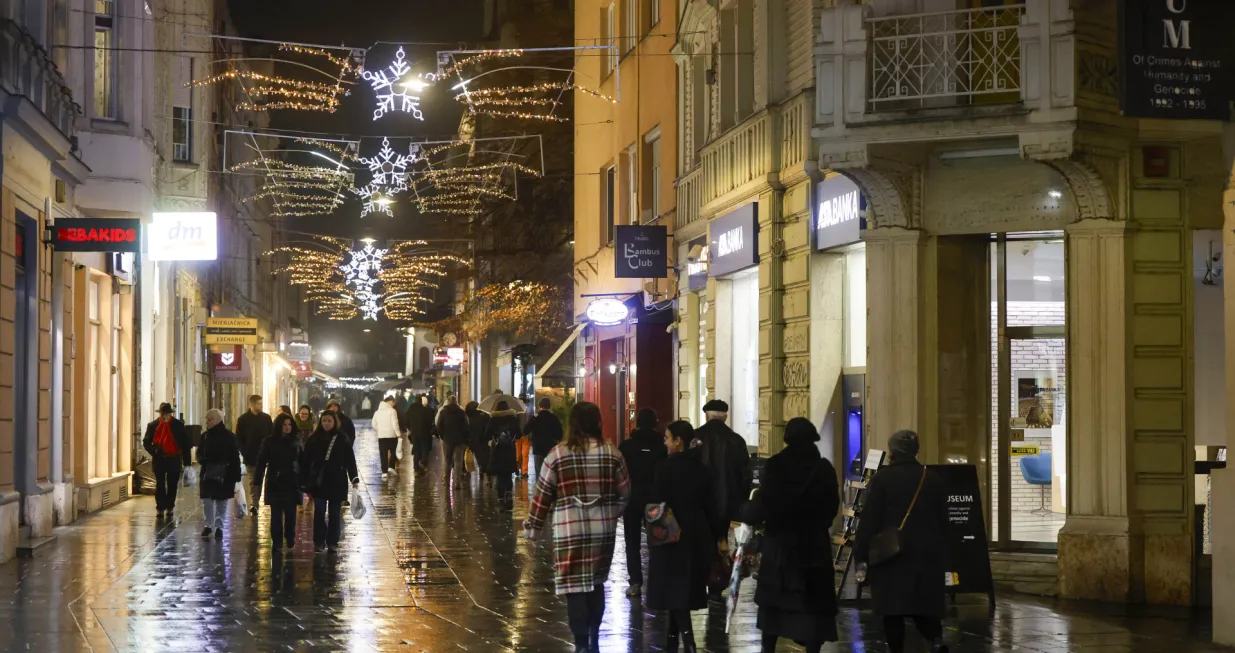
608,361,618,374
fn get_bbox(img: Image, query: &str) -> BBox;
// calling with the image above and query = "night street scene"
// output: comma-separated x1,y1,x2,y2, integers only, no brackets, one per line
2,0,1235,651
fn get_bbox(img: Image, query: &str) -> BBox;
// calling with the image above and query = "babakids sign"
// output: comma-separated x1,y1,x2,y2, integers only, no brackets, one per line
814,175,865,251
49,218,141,253
1119,0,1235,120
614,225,668,279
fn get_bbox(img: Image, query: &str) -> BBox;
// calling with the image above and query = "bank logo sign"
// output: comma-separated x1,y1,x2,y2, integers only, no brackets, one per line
709,203,758,277
814,175,865,251
614,225,668,279
1119,0,1235,120
148,212,218,261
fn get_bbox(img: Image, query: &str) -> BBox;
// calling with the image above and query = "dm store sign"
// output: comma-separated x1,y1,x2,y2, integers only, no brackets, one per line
1119,0,1235,120
814,175,865,252
148,212,218,261
614,225,668,279
709,203,758,277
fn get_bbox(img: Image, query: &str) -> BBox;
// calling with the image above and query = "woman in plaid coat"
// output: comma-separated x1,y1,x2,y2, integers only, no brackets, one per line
524,401,631,653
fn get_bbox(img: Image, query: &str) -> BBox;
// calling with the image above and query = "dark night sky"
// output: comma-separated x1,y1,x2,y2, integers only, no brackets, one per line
227,0,489,369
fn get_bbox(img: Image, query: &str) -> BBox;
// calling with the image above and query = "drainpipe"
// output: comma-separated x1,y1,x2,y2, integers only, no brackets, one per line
48,197,64,488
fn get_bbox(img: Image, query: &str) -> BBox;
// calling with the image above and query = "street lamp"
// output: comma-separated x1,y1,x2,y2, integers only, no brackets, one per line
323,348,338,362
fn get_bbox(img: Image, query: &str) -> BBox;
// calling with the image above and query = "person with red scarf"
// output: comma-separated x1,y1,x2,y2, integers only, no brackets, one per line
142,402,192,519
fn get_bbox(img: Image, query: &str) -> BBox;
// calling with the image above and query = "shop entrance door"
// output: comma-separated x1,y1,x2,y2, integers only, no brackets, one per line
991,233,1067,548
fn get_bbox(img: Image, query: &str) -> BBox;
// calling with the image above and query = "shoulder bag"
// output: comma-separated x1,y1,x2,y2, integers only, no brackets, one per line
644,502,682,546
867,467,927,567
303,434,339,494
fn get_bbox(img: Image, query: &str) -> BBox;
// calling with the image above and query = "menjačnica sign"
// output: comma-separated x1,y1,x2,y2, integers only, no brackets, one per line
1119,0,1235,120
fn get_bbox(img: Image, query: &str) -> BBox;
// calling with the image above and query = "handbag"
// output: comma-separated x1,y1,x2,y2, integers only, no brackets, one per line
303,434,339,494
202,462,227,485
464,448,476,473
643,502,682,546
868,467,927,567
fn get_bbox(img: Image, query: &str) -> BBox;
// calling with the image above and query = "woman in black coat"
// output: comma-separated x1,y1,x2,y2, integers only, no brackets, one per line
300,410,360,553
484,401,521,509
197,408,242,540
853,429,949,653
646,420,717,653
466,401,493,484
253,414,304,551
743,417,840,653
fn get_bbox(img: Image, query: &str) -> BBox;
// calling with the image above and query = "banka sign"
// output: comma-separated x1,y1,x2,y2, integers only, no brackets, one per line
1119,0,1235,120
814,175,866,252
49,218,141,253
709,203,758,277
614,225,668,279
147,212,218,261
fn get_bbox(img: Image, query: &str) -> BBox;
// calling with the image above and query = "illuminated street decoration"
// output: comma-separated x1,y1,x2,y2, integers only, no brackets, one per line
188,44,358,113
357,137,414,190
340,243,387,320
351,183,395,218
362,47,426,120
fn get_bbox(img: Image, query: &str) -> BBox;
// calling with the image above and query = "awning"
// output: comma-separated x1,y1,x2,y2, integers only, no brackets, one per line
534,322,587,381
369,377,428,393
313,370,341,384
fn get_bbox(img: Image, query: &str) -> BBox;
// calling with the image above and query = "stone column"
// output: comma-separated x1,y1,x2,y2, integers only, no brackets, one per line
777,181,814,455
677,290,700,419
758,189,787,454
864,227,927,453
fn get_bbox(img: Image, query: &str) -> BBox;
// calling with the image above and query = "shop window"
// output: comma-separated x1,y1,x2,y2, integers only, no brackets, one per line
94,0,116,119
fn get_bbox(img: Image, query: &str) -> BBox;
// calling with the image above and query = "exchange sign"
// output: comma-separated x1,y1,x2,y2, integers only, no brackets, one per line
205,317,259,345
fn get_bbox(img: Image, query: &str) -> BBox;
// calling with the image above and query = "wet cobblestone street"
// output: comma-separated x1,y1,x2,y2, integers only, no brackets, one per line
0,422,1223,652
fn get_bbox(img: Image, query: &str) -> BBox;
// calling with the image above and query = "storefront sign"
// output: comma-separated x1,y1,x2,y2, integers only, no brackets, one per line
147,212,218,261
286,341,311,362
687,238,708,291
814,175,865,251
927,465,994,601
293,361,313,379
614,225,668,279
49,218,141,253
440,347,464,370
205,317,259,345
213,346,251,384
1119,0,1235,120
709,204,758,277
585,298,629,326
1011,445,1040,457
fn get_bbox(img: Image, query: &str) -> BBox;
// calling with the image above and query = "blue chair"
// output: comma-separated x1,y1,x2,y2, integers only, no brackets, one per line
1019,452,1053,516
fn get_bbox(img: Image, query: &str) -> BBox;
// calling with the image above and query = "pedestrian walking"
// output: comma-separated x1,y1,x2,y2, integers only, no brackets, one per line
435,395,470,486
301,410,360,553
142,402,192,520
694,399,754,597
741,417,839,653
524,397,564,480
484,400,522,509
618,407,667,597
325,399,357,446
395,393,410,430
360,394,373,417
406,395,434,476
295,405,316,438
278,405,293,419
853,429,950,653
466,401,493,485
252,414,305,551
373,396,402,479
646,420,718,653
235,395,273,468
524,402,631,653
197,408,242,540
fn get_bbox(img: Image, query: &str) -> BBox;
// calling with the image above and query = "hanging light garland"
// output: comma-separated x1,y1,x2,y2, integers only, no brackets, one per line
188,43,357,113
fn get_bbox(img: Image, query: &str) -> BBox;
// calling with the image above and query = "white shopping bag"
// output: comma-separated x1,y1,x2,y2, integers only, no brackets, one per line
349,487,367,520
396,437,404,460
233,481,249,517
239,461,247,476
182,466,198,487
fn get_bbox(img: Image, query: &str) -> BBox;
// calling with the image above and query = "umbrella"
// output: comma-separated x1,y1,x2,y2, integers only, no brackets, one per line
477,393,525,413
725,523,755,633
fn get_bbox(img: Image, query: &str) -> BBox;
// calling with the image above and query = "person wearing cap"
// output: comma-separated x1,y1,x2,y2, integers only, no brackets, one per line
853,430,950,653
693,399,754,528
740,417,839,653
142,402,193,519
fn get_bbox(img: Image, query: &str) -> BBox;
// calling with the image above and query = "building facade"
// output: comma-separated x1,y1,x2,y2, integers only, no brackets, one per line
574,0,678,442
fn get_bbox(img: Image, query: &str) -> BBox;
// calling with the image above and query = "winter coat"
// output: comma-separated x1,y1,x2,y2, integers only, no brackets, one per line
395,396,410,429
405,402,434,441
524,439,631,595
335,411,357,446
524,410,564,457
435,403,470,446
484,409,522,475
235,410,273,465
694,419,754,524
373,402,402,440
197,423,243,501
646,447,718,611
252,431,304,506
743,442,840,638
467,407,492,472
142,417,193,465
300,427,360,502
618,427,668,514
853,458,949,618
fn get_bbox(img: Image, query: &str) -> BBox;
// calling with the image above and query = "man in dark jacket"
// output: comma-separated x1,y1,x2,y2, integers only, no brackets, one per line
325,399,357,446
405,395,434,475
465,401,493,485
435,396,470,485
235,394,273,467
618,408,667,597
694,399,754,531
142,402,193,519
523,397,563,480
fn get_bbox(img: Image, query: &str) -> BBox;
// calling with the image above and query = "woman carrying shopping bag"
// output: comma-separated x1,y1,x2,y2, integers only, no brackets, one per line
253,414,305,551
300,410,359,554
373,396,403,479
197,408,242,540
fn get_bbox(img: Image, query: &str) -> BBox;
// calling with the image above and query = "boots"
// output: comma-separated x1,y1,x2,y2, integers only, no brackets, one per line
929,640,949,653
680,631,697,653
663,632,679,653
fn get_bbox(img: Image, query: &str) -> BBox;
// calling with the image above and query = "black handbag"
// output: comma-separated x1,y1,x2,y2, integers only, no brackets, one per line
303,434,338,494
868,467,926,567
644,502,682,546
201,462,227,485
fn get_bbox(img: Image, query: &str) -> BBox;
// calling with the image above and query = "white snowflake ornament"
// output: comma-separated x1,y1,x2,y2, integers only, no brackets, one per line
357,137,412,190
351,183,395,218
361,47,426,121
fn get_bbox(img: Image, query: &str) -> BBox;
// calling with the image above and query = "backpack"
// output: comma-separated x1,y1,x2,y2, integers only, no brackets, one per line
492,422,515,447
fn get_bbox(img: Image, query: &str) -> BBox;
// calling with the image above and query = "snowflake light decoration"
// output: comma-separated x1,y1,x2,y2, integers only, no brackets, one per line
357,137,414,190
340,244,388,320
351,183,395,218
361,47,426,121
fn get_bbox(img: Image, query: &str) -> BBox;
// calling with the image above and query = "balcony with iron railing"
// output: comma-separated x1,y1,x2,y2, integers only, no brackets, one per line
0,19,80,139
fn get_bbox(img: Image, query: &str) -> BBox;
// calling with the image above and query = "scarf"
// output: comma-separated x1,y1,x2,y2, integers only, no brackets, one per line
154,420,179,456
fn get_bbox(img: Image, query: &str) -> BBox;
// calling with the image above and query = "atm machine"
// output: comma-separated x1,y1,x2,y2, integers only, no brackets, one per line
841,372,867,481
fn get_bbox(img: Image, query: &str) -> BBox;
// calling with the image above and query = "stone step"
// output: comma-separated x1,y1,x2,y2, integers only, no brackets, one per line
989,551,1059,597
16,533,56,558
